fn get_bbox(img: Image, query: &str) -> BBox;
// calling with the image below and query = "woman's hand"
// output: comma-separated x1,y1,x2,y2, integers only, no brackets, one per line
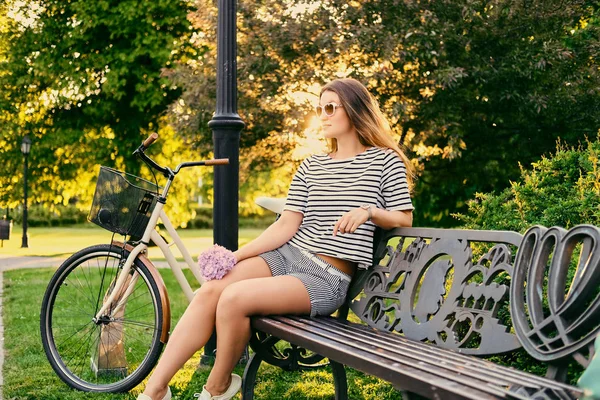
333,207,413,235
333,207,370,236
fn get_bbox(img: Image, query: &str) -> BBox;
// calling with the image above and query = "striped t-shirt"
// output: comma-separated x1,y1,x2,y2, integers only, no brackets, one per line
284,147,414,269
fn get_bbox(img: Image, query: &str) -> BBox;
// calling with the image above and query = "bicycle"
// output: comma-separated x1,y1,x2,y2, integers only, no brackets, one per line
40,133,228,393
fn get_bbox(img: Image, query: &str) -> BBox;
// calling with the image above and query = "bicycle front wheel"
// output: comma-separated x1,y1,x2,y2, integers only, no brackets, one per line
40,244,165,392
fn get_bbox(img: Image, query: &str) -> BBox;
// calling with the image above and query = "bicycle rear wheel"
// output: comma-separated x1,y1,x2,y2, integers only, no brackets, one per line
40,244,165,392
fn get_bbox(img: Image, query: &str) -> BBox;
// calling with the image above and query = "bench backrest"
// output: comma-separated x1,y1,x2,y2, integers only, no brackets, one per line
347,225,600,379
349,227,523,356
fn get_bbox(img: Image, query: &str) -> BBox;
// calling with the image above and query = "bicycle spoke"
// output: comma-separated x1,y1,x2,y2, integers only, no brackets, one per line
53,324,96,344
62,277,98,309
56,332,97,368
94,256,112,316
42,246,163,391
113,318,158,331
98,327,111,378
78,261,95,297
124,311,157,322
80,262,104,306
72,266,98,306
122,301,155,318
75,328,101,381
63,323,98,371
54,320,95,348
52,306,95,320
118,284,150,305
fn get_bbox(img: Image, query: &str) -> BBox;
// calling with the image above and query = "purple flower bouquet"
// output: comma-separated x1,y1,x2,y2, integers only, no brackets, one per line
198,244,237,281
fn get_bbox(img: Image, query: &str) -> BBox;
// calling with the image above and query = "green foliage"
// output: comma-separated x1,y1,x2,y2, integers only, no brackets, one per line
2,0,599,229
456,138,600,231
0,0,192,207
186,206,276,229
174,0,600,227
141,124,206,228
455,138,597,382
8,204,87,227
408,1,600,225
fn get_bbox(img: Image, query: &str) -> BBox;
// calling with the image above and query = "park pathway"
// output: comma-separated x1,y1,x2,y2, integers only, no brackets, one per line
0,255,69,271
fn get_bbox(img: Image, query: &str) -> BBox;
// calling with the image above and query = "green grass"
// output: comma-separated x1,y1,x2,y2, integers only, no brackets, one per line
0,225,264,260
3,267,402,400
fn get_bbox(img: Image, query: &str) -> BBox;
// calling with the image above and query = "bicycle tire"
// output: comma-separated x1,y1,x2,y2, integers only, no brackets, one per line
40,244,165,392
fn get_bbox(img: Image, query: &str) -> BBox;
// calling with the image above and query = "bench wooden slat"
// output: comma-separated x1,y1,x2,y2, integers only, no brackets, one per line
313,317,582,395
270,317,529,398
253,316,528,400
295,317,519,389
312,318,582,396
257,315,583,399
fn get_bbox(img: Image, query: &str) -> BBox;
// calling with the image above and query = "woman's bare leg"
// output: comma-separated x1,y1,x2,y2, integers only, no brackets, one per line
203,276,311,395
141,257,273,400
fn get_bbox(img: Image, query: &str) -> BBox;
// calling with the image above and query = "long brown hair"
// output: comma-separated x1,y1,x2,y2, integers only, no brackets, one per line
320,78,415,187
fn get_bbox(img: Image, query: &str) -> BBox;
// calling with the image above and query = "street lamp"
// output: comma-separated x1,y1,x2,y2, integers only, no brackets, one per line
202,0,245,365
21,135,31,248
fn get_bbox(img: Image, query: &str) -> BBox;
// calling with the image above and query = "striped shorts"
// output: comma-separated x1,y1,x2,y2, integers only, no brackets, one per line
259,243,351,317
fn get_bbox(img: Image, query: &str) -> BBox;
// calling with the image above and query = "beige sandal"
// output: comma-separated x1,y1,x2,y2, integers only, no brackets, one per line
193,374,242,400
136,387,172,400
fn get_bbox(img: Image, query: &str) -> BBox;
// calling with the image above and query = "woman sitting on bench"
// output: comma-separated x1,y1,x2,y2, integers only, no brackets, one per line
137,78,415,400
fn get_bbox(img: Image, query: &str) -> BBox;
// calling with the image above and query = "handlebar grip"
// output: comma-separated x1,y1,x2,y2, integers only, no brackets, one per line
205,158,229,166
142,133,159,149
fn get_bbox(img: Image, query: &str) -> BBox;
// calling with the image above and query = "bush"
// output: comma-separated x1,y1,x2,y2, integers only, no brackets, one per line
186,206,213,229
454,138,600,383
186,205,276,229
5,204,88,227
455,138,600,231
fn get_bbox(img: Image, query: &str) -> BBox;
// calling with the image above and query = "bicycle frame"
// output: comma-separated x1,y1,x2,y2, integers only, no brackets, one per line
94,180,205,322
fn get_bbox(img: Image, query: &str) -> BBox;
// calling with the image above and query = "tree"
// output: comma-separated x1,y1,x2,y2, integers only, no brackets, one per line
403,0,600,225
173,0,599,226
0,0,192,208
3,0,598,228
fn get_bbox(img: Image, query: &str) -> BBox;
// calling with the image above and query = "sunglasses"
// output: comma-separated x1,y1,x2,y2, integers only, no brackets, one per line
315,102,344,117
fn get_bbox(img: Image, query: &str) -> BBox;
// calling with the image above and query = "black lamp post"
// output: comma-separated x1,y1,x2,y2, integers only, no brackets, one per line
202,0,245,364
21,135,31,248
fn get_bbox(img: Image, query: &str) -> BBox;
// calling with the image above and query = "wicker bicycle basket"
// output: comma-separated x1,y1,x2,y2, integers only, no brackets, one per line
88,166,160,238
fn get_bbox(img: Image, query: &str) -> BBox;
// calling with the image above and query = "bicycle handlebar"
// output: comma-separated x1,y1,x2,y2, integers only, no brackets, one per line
174,159,229,173
142,132,159,149
134,133,229,177
205,159,229,166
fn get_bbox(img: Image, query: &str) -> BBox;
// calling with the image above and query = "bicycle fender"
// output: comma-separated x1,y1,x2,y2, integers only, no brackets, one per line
112,241,171,344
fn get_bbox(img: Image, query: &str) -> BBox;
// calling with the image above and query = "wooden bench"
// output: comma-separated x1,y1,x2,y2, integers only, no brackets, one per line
241,224,600,399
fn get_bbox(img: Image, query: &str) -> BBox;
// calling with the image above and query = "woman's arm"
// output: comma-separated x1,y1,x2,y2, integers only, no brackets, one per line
234,210,303,262
371,208,413,230
333,207,412,235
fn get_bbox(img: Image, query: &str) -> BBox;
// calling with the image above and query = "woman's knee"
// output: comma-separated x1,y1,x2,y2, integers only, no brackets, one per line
215,285,248,320
194,280,226,305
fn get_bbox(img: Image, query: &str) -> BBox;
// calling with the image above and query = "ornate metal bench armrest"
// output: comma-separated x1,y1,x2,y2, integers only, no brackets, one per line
511,225,600,382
